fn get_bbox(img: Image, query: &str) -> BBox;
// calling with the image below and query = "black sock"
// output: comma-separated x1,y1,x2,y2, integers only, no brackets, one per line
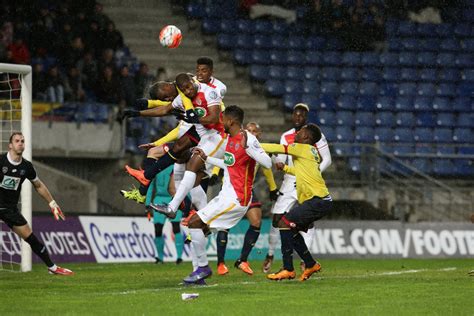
142,157,156,170
280,229,294,271
25,233,54,268
293,232,316,268
139,184,148,196
239,225,260,262
144,150,178,180
216,230,228,264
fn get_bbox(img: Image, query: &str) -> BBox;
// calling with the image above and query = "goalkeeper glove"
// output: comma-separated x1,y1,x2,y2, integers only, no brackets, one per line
120,109,140,120
49,200,65,221
134,98,149,110
269,189,280,201
208,174,220,186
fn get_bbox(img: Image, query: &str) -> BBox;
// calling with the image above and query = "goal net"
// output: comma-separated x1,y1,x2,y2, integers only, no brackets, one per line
0,63,32,272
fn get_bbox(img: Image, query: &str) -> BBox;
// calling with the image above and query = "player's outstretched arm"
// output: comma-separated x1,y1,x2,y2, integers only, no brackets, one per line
32,179,65,221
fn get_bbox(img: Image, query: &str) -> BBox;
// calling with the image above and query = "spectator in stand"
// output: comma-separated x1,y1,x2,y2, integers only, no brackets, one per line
1,22,14,47
63,36,86,70
118,65,135,107
64,66,85,102
30,19,52,57
102,21,124,51
91,2,112,31
98,48,116,74
55,22,75,61
77,50,99,93
7,36,30,64
303,0,330,34
96,65,120,105
32,63,48,101
84,20,103,56
74,12,90,39
134,63,155,98
45,65,65,104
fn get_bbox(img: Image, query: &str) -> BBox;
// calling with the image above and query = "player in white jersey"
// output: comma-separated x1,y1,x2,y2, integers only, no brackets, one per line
263,103,332,273
151,105,272,284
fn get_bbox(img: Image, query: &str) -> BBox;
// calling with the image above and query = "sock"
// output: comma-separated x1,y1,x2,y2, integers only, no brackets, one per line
240,225,260,262
144,150,178,180
190,185,207,210
142,157,156,170
25,233,54,268
173,163,186,188
279,229,294,271
139,184,148,196
174,227,184,260
190,228,208,267
169,171,196,212
216,230,228,264
293,232,316,268
268,225,280,256
302,227,315,250
154,236,164,261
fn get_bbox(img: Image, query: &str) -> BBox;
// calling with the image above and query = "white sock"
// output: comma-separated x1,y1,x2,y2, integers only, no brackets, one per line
173,163,185,188
49,264,57,271
301,226,315,250
169,171,196,212
190,228,208,267
268,225,280,256
190,186,208,210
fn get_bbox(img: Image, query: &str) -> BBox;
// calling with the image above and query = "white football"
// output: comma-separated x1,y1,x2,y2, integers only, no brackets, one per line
159,25,182,49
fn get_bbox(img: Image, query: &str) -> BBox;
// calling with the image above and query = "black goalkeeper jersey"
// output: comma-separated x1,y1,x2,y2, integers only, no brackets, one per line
0,153,37,208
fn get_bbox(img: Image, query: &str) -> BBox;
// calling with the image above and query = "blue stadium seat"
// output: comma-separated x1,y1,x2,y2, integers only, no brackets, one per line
436,113,456,127
452,97,472,112
394,128,414,142
303,67,319,80
287,50,306,65
454,24,472,37
437,83,457,97
457,82,473,96
342,52,361,66
440,39,461,51
455,54,474,67
454,160,474,176
234,50,252,65
375,112,395,127
283,94,301,110
437,53,456,67
359,82,378,96
204,6,222,18
361,53,381,67
305,36,326,50
348,158,361,173
433,159,455,176
320,127,336,143
284,80,304,94
393,144,415,155
416,112,436,127
336,111,354,126
432,97,451,111
270,35,286,49
321,67,340,81
249,65,268,81
354,111,374,126
382,67,400,81
269,50,287,65
288,36,305,50
385,19,399,36
340,68,358,81
217,34,236,49
254,20,273,34
125,137,138,154
301,93,319,107
360,68,381,82
400,68,418,81
332,144,350,156
253,35,272,49
265,79,285,96
236,34,253,49
397,21,416,36
335,126,355,142
420,39,441,52
380,53,399,66
326,38,343,50
320,82,339,95
419,69,437,82
462,69,474,81
322,52,341,66
439,68,460,82
458,146,474,155
456,113,473,127
304,52,323,65
398,82,417,96
272,21,290,35
433,128,453,143
356,96,377,111
388,38,402,51
395,96,414,111
436,145,456,155
415,144,436,155
337,95,356,110
399,52,418,66
376,96,395,111
201,19,220,34
286,66,304,81
220,20,237,33
414,127,434,142
380,83,398,97
453,128,472,143
319,95,337,109
411,158,433,174
435,23,453,37
417,23,436,37
316,110,337,126
268,66,285,79
413,96,432,111
395,112,416,127
340,81,358,95
302,81,320,94
186,3,205,19
354,127,375,143
237,19,255,34
401,38,419,51
417,83,436,97
251,50,271,65
374,127,394,142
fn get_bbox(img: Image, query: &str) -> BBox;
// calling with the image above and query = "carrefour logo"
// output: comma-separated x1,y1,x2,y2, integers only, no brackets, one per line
195,107,207,117
224,152,235,166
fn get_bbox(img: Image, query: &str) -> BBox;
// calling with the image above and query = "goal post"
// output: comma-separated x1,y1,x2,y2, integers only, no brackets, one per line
0,63,32,272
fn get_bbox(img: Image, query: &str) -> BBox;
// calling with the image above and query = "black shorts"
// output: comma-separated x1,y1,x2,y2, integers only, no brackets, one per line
0,207,28,228
184,125,200,146
249,190,262,209
283,195,332,231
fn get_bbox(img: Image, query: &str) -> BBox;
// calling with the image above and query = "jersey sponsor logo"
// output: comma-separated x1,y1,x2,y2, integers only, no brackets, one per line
0,175,21,191
2,167,7,174
223,152,236,166
12,169,17,173
209,91,218,100
195,107,207,117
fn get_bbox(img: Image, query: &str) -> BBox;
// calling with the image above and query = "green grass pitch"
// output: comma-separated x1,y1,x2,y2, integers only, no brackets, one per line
0,259,472,315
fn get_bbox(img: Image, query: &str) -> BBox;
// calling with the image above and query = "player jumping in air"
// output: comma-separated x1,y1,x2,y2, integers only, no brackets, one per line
0,132,73,275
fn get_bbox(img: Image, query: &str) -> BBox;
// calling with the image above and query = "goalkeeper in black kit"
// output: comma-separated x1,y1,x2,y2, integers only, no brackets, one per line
0,132,73,275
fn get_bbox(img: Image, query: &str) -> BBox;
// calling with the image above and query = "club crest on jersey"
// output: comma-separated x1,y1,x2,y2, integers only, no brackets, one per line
195,107,207,117
209,91,218,100
2,167,7,174
311,147,318,157
223,152,235,166
20,169,25,176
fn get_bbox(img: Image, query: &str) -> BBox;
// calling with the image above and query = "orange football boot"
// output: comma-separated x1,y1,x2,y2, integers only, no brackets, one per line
125,165,150,186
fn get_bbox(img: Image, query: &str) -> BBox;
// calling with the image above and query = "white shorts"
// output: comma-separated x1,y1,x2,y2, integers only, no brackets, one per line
178,121,193,138
197,131,227,176
271,176,298,214
197,193,248,230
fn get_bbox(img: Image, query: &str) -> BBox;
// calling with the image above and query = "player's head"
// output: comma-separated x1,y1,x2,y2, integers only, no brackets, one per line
8,132,25,155
292,103,309,131
196,57,213,84
175,73,198,99
149,81,177,101
246,122,261,140
223,105,244,134
295,123,321,145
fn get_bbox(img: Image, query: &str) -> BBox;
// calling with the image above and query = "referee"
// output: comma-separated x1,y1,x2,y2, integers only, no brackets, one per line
0,132,73,275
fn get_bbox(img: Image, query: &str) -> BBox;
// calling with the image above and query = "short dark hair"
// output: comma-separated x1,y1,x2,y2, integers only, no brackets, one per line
223,105,244,124
196,57,213,69
175,72,193,88
305,123,322,144
9,131,23,144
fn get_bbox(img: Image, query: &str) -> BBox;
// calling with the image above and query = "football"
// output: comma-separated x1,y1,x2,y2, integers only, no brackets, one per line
159,25,182,48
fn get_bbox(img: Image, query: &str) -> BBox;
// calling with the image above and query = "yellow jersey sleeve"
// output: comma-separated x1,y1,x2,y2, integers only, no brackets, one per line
211,166,220,177
177,88,194,111
261,166,277,191
283,165,295,176
152,125,180,146
147,100,171,108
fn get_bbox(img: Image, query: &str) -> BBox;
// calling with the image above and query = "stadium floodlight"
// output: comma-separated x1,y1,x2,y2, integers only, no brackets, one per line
0,63,32,272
